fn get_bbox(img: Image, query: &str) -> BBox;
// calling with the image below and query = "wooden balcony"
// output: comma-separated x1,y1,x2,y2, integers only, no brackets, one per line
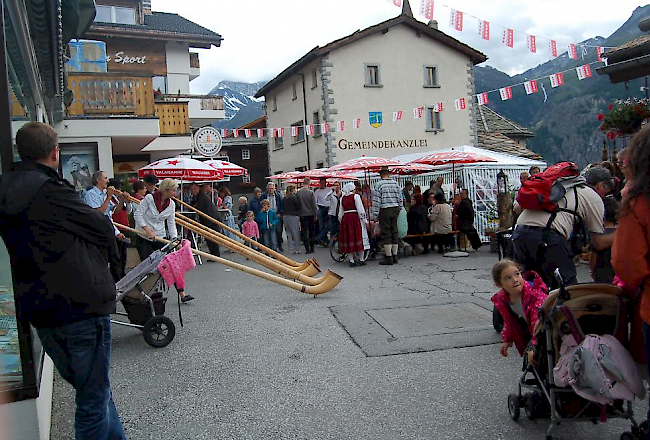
66,73,154,117
154,101,189,135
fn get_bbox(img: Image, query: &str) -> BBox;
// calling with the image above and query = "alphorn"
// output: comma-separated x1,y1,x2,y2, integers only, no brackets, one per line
115,190,319,276
173,215,340,286
172,196,320,272
115,223,341,296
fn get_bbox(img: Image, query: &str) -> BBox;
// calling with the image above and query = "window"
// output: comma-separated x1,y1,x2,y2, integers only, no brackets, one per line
242,175,251,184
295,166,307,172
426,107,442,131
292,83,297,100
316,161,324,168
424,66,439,87
364,64,382,87
242,149,250,160
311,70,318,89
274,137,284,150
272,96,277,112
291,121,305,144
312,111,321,137
152,76,167,94
94,5,136,24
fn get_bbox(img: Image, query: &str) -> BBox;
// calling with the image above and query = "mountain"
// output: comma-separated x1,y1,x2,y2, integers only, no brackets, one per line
475,5,650,167
208,80,266,129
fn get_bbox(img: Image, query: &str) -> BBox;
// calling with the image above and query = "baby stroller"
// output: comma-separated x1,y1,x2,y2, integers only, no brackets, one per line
111,239,181,348
506,270,645,440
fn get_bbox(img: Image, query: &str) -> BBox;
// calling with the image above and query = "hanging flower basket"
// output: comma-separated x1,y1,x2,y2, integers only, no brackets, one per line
598,99,650,136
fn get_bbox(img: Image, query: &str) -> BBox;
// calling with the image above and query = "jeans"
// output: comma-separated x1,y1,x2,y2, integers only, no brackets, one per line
328,215,340,241
261,229,278,251
316,206,329,242
37,316,126,440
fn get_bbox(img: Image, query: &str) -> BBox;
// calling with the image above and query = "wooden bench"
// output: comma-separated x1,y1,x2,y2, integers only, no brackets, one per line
402,231,467,253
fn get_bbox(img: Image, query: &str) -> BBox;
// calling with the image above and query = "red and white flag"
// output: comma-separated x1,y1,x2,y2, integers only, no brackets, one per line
499,87,513,101
413,107,424,119
568,44,578,60
390,0,402,6
233,129,239,138
454,98,466,111
244,129,252,138
502,28,514,48
336,120,345,131
526,35,537,53
478,20,490,40
321,122,330,134
449,9,463,32
306,125,315,136
352,118,361,129
433,102,443,112
291,126,299,137
477,92,489,106
257,128,264,138
549,40,558,57
576,64,592,80
524,80,538,95
420,0,434,21
392,110,403,121
270,128,277,138
549,72,564,88
278,127,284,138
218,129,226,137
597,46,605,62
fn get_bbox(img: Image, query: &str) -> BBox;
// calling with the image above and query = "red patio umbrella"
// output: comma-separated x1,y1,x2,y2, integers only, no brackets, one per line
138,157,223,181
204,159,248,177
327,156,403,173
297,168,357,180
389,163,436,175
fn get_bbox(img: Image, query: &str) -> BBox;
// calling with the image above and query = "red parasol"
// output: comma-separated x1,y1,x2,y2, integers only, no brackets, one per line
204,159,248,177
266,171,303,180
138,158,223,181
327,156,403,173
409,151,497,166
389,163,436,175
297,168,357,180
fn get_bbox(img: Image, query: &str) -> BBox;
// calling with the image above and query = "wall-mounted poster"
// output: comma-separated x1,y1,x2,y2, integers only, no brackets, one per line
59,143,98,195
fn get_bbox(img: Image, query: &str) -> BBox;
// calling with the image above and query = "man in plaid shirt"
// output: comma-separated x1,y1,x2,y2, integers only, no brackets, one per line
371,167,403,265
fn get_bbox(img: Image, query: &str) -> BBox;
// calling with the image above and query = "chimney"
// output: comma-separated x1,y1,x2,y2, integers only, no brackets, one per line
142,0,152,15
428,20,438,30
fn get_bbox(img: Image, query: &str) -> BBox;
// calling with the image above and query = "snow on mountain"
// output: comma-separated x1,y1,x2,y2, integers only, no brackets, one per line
208,80,267,129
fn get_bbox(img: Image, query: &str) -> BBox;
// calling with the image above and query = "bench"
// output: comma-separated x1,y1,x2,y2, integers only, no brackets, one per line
402,231,467,254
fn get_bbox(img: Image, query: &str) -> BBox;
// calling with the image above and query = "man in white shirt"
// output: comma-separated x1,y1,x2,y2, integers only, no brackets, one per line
314,178,332,246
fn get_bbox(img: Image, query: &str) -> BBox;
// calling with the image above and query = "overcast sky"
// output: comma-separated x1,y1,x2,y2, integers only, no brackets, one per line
151,0,648,94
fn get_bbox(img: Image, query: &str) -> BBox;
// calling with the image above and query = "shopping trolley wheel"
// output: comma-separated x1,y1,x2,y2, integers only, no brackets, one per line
143,316,176,348
507,394,520,421
619,432,635,440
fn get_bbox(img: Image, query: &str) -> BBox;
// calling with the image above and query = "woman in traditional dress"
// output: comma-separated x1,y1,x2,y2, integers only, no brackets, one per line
338,182,369,267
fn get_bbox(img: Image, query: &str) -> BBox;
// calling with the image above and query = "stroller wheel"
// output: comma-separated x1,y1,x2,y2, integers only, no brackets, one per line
143,316,176,348
524,392,541,420
619,432,635,440
507,394,520,421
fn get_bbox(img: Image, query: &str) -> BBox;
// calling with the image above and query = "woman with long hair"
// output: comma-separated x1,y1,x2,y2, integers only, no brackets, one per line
283,184,302,254
612,125,650,415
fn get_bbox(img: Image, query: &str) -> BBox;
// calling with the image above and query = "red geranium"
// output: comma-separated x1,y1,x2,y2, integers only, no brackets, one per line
597,112,605,121
606,131,616,140
608,103,614,111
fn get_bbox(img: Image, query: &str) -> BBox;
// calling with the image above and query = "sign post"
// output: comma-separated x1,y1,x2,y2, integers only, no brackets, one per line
193,126,223,158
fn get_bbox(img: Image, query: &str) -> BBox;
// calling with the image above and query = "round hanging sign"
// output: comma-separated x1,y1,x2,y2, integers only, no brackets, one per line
193,126,223,158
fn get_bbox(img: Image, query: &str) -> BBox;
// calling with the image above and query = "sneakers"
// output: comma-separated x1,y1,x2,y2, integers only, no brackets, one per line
379,256,393,266
181,295,195,303
292,249,302,254
349,261,358,267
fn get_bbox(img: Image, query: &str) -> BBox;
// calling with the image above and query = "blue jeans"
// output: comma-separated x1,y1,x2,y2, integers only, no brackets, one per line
37,316,126,440
316,206,330,243
261,229,278,251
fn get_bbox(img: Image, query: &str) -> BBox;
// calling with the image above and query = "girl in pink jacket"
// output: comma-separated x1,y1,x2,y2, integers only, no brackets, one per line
241,211,260,248
491,259,548,364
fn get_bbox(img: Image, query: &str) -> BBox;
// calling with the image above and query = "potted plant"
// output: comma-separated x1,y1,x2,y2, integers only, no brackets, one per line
598,98,650,137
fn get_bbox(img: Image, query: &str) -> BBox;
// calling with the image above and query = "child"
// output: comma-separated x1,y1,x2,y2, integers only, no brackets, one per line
256,199,279,252
237,196,249,227
491,260,548,365
241,210,259,249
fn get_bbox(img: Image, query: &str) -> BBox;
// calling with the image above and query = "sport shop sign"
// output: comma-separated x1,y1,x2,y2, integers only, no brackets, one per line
338,138,428,150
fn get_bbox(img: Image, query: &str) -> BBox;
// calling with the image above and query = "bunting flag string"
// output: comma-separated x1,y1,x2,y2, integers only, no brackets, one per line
420,0,434,21
526,35,536,54
502,28,514,48
478,20,489,41
449,9,463,31
567,43,578,60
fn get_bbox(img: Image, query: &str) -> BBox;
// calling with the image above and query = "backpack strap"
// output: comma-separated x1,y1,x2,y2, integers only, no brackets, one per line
544,186,584,230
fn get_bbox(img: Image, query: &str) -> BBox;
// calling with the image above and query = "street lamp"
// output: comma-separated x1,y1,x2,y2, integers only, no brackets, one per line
497,169,508,194
496,169,511,231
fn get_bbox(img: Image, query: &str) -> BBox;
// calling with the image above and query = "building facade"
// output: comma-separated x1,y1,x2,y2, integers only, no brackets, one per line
256,1,486,174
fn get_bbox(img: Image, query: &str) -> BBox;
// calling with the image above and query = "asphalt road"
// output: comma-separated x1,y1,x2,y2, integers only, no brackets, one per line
50,245,646,440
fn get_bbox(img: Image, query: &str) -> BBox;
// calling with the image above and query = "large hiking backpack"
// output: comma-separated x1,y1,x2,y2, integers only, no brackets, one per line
516,162,582,211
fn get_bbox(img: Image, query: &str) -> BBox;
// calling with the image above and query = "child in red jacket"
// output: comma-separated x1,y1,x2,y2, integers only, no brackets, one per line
491,259,548,365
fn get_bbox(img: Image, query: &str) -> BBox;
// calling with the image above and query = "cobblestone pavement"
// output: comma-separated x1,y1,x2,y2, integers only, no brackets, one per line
50,245,645,440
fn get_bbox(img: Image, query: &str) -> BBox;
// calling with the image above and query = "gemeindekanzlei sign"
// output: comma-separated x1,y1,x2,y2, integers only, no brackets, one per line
338,139,428,150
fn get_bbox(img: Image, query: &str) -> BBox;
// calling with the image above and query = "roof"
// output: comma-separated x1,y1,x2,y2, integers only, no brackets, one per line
475,105,534,138
255,12,486,98
86,12,222,49
477,132,542,160
604,33,650,61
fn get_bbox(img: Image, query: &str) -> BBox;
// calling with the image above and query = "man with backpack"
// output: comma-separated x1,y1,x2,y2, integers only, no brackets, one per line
512,162,614,288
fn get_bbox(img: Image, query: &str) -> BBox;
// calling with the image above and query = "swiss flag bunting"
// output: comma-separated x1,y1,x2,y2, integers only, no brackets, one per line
597,46,605,62
433,102,443,112
502,28,514,48
257,128,264,138
306,125,315,136
499,87,513,101
568,44,578,60
233,129,239,138
450,10,463,32
392,110,403,121
291,126,299,137
454,98,466,111
527,35,536,53
336,121,345,131
478,20,490,40
549,40,558,57
576,64,592,80
477,92,489,106
321,122,330,134
549,73,564,88
420,0,434,21
524,80,538,95
244,129,252,138
413,107,424,119
270,128,277,138
352,118,361,129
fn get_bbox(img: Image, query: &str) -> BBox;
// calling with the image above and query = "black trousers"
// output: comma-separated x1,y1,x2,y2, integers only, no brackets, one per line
459,226,482,250
379,206,401,245
300,215,316,251
136,236,163,261
114,238,128,282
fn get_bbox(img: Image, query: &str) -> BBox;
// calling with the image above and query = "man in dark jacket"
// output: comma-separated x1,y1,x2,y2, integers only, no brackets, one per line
0,122,125,439
190,182,221,257
455,188,482,250
262,182,284,251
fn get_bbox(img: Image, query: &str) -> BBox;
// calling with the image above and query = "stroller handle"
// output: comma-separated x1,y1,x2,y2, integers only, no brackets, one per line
160,237,182,253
